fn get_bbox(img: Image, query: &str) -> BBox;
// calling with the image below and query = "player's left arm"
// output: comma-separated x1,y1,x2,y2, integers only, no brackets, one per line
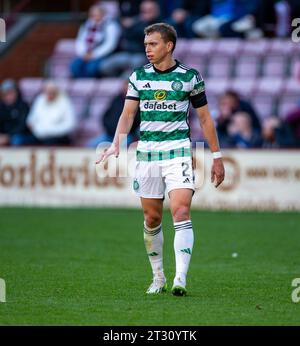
195,104,225,188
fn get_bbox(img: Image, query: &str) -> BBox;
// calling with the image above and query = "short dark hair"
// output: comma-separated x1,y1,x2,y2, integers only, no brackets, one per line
144,22,177,52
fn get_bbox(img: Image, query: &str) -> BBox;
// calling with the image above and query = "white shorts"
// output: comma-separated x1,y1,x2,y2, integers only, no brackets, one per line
133,157,195,199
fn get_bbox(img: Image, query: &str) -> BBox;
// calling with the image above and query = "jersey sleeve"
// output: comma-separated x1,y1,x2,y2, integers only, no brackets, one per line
189,71,207,109
125,71,140,101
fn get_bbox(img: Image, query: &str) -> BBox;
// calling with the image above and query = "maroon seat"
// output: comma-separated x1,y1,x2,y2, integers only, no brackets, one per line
234,55,260,78
93,79,124,97
53,39,76,58
240,39,270,56
174,39,188,61
256,77,284,96
215,39,242,57
205,78,230,96
268,39,294,56
230,78,256,98
262,55,287,77
19,78,43,103
188,39,215,58
207,56,233,78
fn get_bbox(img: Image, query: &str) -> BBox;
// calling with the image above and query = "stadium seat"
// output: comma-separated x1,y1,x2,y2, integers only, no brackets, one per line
240,39,270,56
205,78,230,96
50,59,71,78
93,79,124,97
284,77,300,95
89,96,112,120
188,39,215,58
215,39,242,57
207,56,233,78
268,39,295,56
72,99,89,120
234,55,260,78
289,57,300,79
69,79,97,97
256,77,284,96
262,55,287,77
19,78,44,103
230,78,256,98
173,39,188,61
183,55,207,78
53,39,76,58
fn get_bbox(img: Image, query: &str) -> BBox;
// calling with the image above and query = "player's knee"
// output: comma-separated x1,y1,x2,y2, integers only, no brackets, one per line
144,212,162,229
172,206,190,222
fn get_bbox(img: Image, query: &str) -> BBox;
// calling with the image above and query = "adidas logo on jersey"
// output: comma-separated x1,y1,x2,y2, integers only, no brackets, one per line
143,82,151,88
183,178,190,183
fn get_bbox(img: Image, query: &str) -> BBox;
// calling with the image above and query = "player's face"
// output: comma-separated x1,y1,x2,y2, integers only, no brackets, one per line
144,32,173,64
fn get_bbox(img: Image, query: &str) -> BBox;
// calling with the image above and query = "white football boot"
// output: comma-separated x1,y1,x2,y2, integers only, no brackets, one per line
146,277,167,294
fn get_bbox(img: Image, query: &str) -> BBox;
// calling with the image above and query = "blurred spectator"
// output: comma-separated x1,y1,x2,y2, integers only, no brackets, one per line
87,81,140,147
262,116,295,148
227,112,262,148
99,0,160,77
0,79,32,146
192,0,259,38
285,104,300,146
26,81,76,146
166,0,210,38
70,4,121,78
216,90,261,147
118,0,143,18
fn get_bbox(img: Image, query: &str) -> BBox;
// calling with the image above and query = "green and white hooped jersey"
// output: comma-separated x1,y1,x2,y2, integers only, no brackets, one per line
126,60,207,161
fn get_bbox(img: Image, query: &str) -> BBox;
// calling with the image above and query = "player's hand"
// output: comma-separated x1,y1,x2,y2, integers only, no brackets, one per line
211,158,225,188
95,143,119,164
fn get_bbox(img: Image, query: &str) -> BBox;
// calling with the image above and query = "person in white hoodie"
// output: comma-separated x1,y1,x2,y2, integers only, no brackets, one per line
70,4,121,78
27,81,76,145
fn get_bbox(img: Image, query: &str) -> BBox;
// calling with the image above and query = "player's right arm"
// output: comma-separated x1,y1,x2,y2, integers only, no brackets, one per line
96,71,140,164
95,99,139,163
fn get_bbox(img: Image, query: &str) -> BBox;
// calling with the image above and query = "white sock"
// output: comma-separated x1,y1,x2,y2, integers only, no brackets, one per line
173,220,194,285
144,222,165,280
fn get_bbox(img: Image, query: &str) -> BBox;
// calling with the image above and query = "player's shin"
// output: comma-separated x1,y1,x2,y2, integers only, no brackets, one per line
143,222,165,280
173,220,194,286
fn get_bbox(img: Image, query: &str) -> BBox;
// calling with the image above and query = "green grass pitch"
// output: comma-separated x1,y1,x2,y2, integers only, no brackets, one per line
0,207,299,326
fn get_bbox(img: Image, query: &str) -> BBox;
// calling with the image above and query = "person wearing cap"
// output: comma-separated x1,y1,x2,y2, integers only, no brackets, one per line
0,79,33,146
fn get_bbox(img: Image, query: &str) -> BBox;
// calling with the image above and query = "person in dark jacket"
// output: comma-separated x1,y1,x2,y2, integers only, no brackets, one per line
0,79,34,146
261,116,296,148
216,89,261,147
227,111,262,148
